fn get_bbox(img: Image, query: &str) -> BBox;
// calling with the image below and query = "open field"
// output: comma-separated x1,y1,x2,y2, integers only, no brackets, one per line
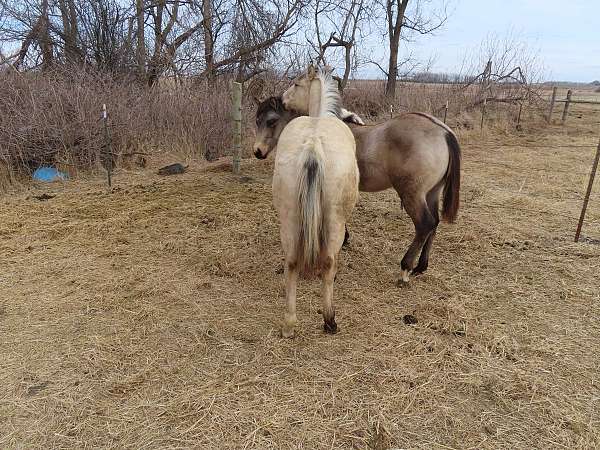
1,93,600,448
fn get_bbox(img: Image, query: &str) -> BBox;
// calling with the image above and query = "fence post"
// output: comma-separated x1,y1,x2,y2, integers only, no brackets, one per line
231,81,242,174
575,137,600,242
547,86,557,123
516,102,523,130
102,104,112,188
561,89,572,125
443,100,448,124
480,98,487,131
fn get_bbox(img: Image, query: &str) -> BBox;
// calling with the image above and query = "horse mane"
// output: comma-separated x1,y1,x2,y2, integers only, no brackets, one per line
316,68,342,119
256,96,285,119
256,92,366,126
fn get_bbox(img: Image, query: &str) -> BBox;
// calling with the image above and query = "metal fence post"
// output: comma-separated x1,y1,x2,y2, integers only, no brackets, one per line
575,138,600,242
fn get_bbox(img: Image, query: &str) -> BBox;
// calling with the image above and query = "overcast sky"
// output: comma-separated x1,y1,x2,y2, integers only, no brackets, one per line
382,0,598,82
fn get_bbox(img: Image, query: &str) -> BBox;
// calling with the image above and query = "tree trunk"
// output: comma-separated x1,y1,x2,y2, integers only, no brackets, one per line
136,0,146,79
384,0,409,101
39,0,53,70
202,0,215,82
385,38,399,100
58,0,80,63
341,44,352,90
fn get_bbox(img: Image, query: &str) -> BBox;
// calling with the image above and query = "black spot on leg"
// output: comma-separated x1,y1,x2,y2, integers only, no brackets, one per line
342,226,350,247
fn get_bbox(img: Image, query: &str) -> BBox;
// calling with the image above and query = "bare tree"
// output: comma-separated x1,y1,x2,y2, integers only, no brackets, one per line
311,0,372,90
1,0,135,72
4,0,55,70
373,0,447,100
135,0,145,78
0,0,306,85
457,32,546,107
57,0,80,63
78,0,135,72
198,0,306,81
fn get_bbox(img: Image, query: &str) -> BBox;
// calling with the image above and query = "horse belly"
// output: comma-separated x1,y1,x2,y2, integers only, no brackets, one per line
357,161,391,192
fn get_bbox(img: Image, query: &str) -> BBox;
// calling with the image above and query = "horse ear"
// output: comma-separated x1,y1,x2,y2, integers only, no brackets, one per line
307,64,317,80
324,64,333,74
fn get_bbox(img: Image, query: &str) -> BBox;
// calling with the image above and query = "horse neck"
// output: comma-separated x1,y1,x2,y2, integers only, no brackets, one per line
308,78,322,117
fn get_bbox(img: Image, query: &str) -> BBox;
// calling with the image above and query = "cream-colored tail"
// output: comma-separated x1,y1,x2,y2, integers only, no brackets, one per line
296,137,327,276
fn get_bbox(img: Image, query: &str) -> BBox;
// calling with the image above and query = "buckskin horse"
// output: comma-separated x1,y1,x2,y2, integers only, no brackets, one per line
256,65,359,337
253,82,461,284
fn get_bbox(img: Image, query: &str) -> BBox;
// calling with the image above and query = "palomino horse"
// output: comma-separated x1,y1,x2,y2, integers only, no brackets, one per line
253,94,461,284
255,65,359,337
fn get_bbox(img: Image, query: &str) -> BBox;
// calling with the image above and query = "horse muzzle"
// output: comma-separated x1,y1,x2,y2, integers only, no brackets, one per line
254,148,267,159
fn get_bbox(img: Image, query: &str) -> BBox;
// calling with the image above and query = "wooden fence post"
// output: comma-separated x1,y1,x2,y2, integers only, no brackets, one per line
547,86,557,123
575,137,600,242
516,102,523,130
231,82,242,174
480,98,487,131
561,89,572,125
443,100,448,124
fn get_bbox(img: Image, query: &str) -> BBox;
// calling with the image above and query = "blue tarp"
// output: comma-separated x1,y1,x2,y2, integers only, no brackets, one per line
32,167,68,182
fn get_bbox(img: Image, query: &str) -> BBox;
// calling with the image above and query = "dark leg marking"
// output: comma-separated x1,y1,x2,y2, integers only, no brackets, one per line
399,195,436,276
413,187,441,275
323,317,338,334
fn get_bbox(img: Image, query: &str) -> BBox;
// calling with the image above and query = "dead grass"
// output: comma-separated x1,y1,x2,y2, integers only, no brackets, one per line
1,93,600,449
0,69,235,184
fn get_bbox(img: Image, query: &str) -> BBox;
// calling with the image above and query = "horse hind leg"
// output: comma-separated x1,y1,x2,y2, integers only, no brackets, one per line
413,184,442,275
320,255,338,333
321,221,347,333
281,260,299,338
398,193,436,284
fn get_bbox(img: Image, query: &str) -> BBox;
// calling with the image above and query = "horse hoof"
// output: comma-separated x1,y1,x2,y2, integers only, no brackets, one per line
412,264,427,275
323,320,338,334
396,278,409,288
397,269,410,285
281,326,295,338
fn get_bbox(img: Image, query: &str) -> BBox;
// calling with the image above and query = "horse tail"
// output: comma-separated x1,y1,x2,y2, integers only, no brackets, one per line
297,137,328,276
441,131,461,223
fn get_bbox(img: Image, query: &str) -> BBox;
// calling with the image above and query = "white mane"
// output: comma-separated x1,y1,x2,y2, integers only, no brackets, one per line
316,68,342,119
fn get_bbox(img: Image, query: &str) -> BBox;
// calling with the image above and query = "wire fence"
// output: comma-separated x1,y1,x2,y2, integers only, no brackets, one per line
462,137,600,242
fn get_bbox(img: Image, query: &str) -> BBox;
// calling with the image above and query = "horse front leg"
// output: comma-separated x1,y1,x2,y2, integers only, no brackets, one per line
281,262,298,338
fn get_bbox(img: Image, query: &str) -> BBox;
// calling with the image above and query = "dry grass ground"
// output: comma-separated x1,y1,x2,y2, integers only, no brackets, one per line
1,90,599,449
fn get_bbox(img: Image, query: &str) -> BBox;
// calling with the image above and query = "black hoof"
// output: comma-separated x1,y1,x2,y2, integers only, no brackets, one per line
323,319,338,334
412,263,428,275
